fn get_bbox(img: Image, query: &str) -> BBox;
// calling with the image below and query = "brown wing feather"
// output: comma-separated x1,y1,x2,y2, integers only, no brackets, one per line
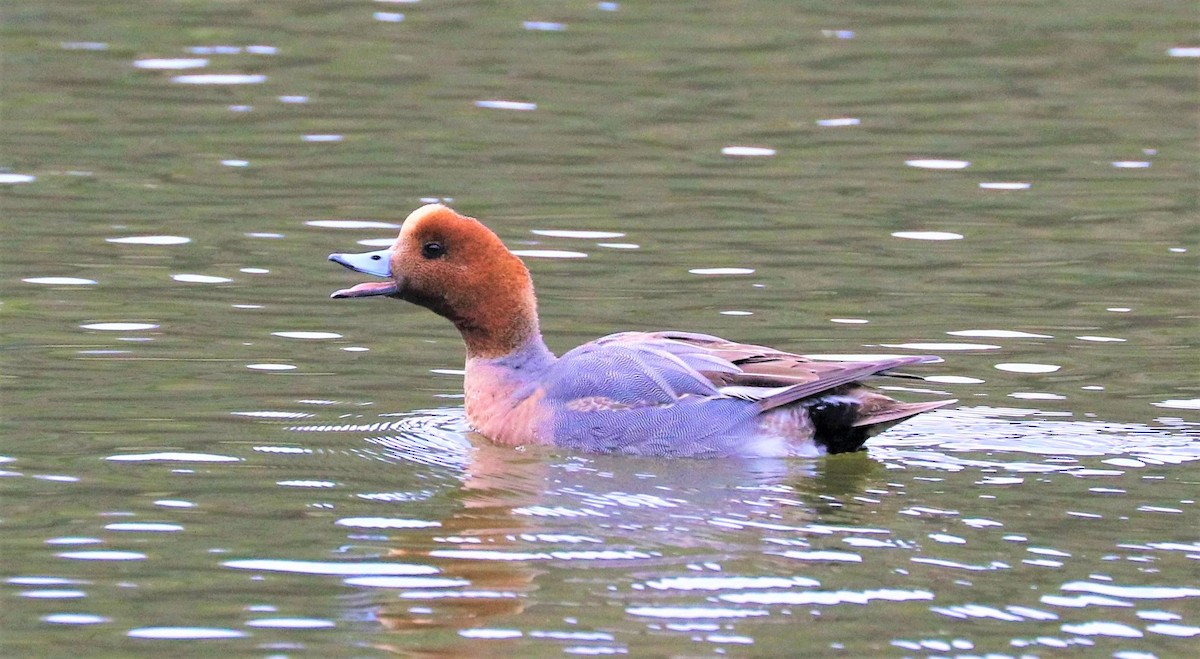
853,396,958,428
627,331,939,396
600,331,955,449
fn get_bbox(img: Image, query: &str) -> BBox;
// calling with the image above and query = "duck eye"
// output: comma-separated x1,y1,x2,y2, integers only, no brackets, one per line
421,241,446,259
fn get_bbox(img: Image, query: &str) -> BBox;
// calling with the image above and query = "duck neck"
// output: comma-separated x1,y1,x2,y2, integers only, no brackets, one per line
463,324,557,418
458,313,554,366
465,329,556,375
445,265,551,363
453,287,548,361
462,328,556,446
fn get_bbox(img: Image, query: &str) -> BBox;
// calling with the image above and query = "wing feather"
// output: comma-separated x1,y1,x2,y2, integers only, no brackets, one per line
544,331,949,456
601,331,940,404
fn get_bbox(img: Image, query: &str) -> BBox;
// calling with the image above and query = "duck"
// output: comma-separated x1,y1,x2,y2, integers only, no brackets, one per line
328,204,955,458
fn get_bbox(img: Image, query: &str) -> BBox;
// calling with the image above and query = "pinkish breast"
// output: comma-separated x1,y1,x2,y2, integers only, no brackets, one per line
463,361,552,446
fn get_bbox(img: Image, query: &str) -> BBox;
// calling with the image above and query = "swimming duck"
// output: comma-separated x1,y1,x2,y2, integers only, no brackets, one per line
329,204,954,458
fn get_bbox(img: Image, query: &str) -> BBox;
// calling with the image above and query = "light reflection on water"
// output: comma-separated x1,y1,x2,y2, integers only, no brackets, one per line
186,403,1198,651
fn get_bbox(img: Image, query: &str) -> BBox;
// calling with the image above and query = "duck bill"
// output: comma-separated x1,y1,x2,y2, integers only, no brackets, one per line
329,249,399,298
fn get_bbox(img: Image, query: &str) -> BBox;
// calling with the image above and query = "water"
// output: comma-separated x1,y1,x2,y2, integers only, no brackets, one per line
3,0,1197,656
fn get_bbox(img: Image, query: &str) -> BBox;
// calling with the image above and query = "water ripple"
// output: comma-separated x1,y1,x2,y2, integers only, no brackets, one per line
475,100,537,111
128,627,248,639
335,517,441,529
643,576,819,591
43,613,110,625
223,558,438,576
722,146,776,157
171,74,266,84
24,277,96,285
1060,621,1143,638
344,576,469,588
1061,581,1200,599
626,606,767,619
720,588,934,605
134,58,207,70
906,159,970,169
107,452,239,463
245,617,335,629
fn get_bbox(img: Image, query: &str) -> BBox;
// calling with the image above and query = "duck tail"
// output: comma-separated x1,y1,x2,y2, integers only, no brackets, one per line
811,397,956,454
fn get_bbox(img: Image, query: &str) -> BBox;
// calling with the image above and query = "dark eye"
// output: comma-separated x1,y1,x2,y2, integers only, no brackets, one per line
421,241,446,259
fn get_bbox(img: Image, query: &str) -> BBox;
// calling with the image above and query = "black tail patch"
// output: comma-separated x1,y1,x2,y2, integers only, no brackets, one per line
808,397,871,454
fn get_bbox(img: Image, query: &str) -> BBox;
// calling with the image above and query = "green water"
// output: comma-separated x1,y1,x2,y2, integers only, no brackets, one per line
3,1,1198,656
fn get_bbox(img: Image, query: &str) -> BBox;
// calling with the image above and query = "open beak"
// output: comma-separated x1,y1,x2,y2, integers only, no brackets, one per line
328,249,399,298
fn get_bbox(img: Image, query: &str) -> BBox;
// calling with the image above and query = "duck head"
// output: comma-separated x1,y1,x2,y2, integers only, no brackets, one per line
329,204,542,358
